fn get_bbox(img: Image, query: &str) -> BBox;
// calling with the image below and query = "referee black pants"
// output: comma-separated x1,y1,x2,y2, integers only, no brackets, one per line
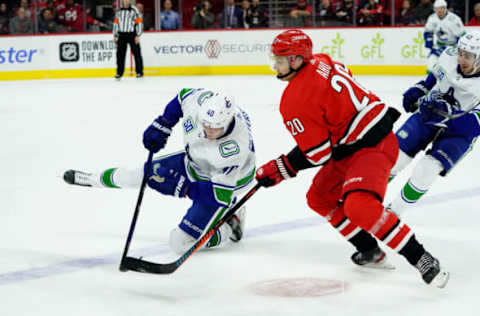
116,32,144,76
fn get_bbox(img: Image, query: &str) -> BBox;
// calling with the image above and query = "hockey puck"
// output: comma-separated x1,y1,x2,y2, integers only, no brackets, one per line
248,277,347,297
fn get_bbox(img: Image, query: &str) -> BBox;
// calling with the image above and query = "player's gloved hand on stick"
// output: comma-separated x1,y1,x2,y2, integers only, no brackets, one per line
429,48,440,57
418,92,454,124
402,84,428,113
147,167,189,197
143,115,173,153
255,155,297,187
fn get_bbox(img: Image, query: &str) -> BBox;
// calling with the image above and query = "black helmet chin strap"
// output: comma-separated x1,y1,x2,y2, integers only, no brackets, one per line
276,57,307,79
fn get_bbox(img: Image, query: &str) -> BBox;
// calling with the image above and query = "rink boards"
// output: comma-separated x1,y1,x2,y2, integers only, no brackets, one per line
0,26,479,80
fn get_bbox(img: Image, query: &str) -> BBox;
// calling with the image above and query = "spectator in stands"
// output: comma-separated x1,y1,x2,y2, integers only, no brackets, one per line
41,0,58,22
358,0,384,26
220,0,243,28
336,0,354,25
239,0,250,28
246,0,268,28
413,0,433,24
17,0,32,20
468,3,480,26
318,0,338,26
86,7,108,32
137,2,153,30
288,0,313,27
57,0,84,32
9,6,32,34
191,0,215,29
396,0,414,25
38,7,58,33
0,2,10,34
448,0,464,18
160,0,180,30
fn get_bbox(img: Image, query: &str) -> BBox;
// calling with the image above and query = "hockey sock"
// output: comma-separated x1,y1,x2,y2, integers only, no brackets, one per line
389,150,413,183
327,206,378,253
345,191,416,256
100,167,143,188
390,155,443,215
398,235,425,266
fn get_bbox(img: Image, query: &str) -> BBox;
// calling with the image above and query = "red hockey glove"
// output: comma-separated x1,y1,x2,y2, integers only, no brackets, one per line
255,155,297,187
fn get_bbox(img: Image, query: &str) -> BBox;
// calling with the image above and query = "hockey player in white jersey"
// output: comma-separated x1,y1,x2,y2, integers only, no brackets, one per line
389,31,480,216
63,89,256,254
424,0,465,73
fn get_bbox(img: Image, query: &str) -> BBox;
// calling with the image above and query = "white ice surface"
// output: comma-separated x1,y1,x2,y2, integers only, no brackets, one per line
1,75,478,316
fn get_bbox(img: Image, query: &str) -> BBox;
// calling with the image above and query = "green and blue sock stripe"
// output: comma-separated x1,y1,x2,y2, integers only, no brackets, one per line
101,168,120,188
204,206,228,248
401,180,427,204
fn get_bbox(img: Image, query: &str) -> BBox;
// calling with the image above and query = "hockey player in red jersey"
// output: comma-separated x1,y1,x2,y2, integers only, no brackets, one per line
255,29,449,288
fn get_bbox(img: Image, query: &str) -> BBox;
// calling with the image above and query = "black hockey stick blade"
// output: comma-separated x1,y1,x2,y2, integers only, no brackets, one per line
119,151,154,272
120,182,261,274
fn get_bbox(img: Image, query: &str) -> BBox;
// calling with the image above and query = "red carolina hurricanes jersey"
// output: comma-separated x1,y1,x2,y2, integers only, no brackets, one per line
279,53,389,166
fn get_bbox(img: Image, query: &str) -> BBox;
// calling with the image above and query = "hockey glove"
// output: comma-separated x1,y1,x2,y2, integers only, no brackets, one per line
147,167,189,197
402,85,429,113
428,48,440,57
143,116,173,153
255,155,297,188
418,91,457,124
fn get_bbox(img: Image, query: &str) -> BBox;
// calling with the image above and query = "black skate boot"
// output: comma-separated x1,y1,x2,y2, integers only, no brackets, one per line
227,206,246,242
63,170,94,187
351,246,395,270
416,252,449,288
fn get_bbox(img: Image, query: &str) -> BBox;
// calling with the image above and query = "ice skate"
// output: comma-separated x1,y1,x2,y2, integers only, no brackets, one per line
416,252,449,288
351,246,395,270
227,206,246,242
63,170,97,187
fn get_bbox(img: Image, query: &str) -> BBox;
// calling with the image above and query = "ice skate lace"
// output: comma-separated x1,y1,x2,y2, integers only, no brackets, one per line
416,253,435,275
75,172,91,185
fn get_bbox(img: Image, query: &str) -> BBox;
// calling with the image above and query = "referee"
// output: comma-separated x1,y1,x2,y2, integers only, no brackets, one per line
113,0,144,79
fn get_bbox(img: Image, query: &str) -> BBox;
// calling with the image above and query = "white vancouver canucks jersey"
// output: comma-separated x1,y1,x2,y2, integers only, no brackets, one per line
425,12,465,48
431,48,480,112
177,88,256,198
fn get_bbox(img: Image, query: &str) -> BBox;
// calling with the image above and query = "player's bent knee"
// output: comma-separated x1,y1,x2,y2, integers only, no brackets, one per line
306,187,335,217
410,155,443,188
169,227,196,254
344,191,383,231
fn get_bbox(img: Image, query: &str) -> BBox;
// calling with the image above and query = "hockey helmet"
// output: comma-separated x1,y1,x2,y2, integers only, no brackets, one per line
457,32,480,74
433,0,447,8
271,29,313,61
197,91,236,137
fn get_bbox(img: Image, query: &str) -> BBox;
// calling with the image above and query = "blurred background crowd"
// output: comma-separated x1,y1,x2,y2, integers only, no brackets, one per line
0,0,478,35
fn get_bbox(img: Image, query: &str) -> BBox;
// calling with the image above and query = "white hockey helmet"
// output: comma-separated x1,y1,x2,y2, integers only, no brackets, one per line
198,90,236,134
433,0,447,8
457,32,480,74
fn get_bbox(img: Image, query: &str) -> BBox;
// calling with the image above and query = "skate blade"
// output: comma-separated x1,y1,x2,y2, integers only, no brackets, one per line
433,270,450,289
360,261,396,270
361,255,396,270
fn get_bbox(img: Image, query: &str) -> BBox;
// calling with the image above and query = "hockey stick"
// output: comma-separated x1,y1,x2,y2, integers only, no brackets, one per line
119,151,154,272
120,182,262,274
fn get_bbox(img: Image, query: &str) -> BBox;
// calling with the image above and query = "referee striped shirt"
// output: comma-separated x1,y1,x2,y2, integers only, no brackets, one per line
113,6,143,36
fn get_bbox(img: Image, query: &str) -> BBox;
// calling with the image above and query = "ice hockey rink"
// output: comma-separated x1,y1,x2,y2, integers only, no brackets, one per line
1,74,478,316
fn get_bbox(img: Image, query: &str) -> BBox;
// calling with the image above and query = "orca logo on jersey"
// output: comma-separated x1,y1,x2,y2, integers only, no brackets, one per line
59,42,79,62
220,140,240,158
